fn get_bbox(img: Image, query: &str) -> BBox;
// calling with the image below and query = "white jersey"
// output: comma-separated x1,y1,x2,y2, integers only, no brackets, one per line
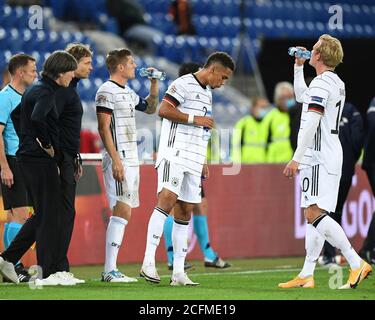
96,80,143,167
298,71,346,174
156,74,212,176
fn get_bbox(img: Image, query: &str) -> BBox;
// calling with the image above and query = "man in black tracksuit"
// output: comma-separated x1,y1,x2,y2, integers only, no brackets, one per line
54,44,93,273
0,46,92,283
0,51,77,283
359,97,375,264
320,102,365,264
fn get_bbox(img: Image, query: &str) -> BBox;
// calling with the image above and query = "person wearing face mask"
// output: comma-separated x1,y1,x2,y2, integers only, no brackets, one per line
265,82,294,163
232,96,271,163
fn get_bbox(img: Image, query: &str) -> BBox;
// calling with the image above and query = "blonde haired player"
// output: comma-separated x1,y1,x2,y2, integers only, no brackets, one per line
279,34,372,289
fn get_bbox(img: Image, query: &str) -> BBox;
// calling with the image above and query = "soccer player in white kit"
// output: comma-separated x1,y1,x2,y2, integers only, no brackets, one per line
96,49,159,282
140,52,234,286
279,34,372,289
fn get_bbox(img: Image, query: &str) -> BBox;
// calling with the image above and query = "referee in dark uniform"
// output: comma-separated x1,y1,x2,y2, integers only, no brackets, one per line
2,51,77,284
359,97,375,264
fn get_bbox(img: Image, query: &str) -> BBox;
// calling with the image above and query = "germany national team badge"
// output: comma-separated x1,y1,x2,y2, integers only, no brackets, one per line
171,177,179,187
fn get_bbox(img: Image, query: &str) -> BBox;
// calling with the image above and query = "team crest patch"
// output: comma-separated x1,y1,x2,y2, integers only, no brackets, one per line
311,96,324,103
171,177,179,187
96,94,107,104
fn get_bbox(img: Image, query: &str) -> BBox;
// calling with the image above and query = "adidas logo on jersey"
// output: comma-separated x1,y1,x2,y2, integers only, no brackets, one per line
195,94,200,99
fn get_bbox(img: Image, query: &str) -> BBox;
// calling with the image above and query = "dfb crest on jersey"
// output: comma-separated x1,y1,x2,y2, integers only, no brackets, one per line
171,177,179,187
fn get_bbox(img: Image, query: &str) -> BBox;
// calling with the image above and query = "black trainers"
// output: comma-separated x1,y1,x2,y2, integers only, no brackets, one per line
3,263,31,283
168,262,194,271
204,257,231,269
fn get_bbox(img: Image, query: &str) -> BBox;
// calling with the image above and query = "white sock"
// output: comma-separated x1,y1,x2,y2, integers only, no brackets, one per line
104,216,128,273
172,219,189,275
143,207,168,267
299,223,325,278
315,215,361,269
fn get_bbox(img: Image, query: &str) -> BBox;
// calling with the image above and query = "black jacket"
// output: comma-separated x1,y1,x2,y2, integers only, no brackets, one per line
11,76,61,162
339,102,365,178
55,78,83,156
362,97,375,170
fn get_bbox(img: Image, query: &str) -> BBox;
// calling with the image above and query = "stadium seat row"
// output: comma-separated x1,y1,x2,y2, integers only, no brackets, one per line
245,18,375,39
0,28,96,53
145,13,375,39
138,0,375,24
0,5,52,30
152,35,242,64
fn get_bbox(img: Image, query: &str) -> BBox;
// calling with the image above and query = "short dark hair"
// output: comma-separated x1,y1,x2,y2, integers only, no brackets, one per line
41,50,77,80
106,48,132,74
204,51,235,71
8,53,36,75
178,62,201,77
65,43,93,62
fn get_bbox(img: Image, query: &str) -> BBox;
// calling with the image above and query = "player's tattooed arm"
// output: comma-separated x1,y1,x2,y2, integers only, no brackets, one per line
145,78,159,114
145,93,159,114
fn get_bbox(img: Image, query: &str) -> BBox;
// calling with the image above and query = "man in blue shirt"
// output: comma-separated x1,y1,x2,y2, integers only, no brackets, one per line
0,53,37,282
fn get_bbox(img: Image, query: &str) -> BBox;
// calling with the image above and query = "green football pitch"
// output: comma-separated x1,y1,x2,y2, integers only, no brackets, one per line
0,257,374,300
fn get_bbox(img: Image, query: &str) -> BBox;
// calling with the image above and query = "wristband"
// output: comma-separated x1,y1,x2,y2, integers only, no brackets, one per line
188,114,194,124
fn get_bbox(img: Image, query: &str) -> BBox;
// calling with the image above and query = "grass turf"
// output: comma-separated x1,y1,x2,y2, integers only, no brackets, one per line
0,257,374,300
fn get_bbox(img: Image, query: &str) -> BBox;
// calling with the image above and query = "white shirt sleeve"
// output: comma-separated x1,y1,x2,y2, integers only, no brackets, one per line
294,65,308,103
162,78,187,107
292,111,323,162
307,78,330,113
95,89,115,112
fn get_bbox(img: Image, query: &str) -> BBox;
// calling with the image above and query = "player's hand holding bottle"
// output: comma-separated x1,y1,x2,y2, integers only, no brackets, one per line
193,116,215,129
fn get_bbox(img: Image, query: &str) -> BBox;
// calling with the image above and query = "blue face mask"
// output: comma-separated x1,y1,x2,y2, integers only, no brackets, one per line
257,108,269,120
286,98,296,109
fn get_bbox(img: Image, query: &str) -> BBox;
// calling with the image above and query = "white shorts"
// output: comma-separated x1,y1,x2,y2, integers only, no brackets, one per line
102,153,139,209
157,159,202,204
300,164,340,213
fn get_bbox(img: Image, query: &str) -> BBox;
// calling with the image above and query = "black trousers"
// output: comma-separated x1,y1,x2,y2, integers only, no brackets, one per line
361,167,375,252
56,152,77,272
1,154,77,274
18,161,62,278
322,177,352,258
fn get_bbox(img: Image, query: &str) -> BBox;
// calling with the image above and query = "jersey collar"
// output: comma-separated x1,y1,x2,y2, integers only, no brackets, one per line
8,84,22,96
109,80,125,89
192,73,207,90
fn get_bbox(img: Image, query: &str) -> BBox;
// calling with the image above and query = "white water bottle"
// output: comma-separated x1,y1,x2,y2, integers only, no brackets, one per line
288,47,311,59
139,68,166,80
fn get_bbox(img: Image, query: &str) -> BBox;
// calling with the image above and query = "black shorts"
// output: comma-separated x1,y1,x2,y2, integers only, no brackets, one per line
1,156,31,210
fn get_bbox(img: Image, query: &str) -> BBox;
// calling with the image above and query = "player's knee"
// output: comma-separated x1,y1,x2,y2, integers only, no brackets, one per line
113,201,131,221
177,210,191,222
157,189,177,213
304,206,323,224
